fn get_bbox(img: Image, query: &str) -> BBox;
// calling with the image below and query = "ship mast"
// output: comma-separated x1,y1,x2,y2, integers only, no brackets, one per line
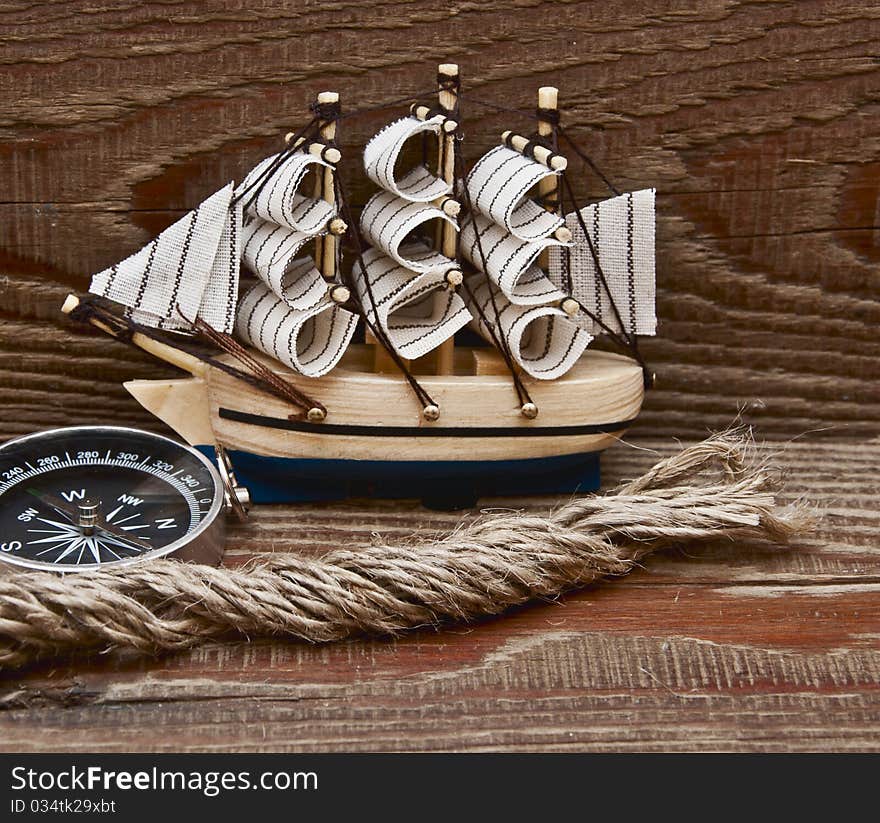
313,91,350,306
433,63,462,375
536,86,578,319
366,65,463,378
536,86,558,275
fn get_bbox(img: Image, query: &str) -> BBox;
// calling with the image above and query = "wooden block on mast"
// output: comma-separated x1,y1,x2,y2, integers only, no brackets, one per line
435,196,461,218
410,103,458,133
285,135,342,165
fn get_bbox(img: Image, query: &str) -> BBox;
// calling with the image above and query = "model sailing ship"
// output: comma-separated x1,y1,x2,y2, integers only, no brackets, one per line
63,66,657,506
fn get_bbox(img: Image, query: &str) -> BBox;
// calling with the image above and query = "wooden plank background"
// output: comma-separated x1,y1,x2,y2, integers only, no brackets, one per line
0,0,878,751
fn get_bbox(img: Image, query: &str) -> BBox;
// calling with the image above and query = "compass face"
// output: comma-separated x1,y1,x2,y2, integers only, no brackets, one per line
0,427,224,571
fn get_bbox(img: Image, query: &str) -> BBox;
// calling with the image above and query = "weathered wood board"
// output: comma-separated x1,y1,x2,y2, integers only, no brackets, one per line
0,0,878,751
1,439,878,752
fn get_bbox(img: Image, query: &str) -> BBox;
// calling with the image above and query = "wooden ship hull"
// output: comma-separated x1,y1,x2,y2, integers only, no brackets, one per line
125,343,645,506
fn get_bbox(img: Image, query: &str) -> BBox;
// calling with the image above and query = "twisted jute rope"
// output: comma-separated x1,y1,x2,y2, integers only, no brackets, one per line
0,430,811,670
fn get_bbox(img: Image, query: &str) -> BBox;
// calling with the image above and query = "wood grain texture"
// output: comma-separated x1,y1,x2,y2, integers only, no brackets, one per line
1,438,878,752
2,0,880,440
0,0,878,751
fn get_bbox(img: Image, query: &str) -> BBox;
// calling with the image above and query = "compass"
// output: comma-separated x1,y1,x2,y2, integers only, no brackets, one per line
0,426,235,572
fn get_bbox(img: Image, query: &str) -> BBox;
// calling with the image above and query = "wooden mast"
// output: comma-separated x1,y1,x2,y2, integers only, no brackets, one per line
536,86,559,278
536,86,578,318
433,62,461,375
314,91,350,306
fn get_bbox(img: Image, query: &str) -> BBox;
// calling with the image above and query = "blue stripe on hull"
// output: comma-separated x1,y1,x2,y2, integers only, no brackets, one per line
197,447,601,504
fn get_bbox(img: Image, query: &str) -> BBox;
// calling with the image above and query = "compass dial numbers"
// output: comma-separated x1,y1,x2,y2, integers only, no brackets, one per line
0,429,223,570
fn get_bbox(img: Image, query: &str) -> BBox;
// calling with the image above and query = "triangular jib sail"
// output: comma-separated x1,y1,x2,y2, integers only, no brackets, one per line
549,188,657,337
89,183,242,334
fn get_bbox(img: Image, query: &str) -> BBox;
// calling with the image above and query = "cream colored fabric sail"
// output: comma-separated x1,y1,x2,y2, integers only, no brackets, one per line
191,197,242,335
232,144,356,376
352,247,471,359
238,152,334,235
460,213,567,306
90,183,241,335
464,277,592,380
549,189,656,337
235,276,358,378
240,215,323,301
466,145,565,242
251,256,336,313
363,115,451,203
359,190,458,274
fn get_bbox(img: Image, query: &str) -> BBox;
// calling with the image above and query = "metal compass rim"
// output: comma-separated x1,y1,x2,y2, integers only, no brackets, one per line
0,425,226,572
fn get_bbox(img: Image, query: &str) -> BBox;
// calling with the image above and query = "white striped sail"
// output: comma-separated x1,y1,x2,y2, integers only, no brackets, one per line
463,277,592,380
236,147,335,303
352,247,471,359
240,215,316,301
460,213,567,306
235,259,358,378
89,183,242,334
548,189,656,337
239,151,335,235
466,145,565,242
356,115,470,359
359,190,458,275
363,115,451,203
232,144,358,376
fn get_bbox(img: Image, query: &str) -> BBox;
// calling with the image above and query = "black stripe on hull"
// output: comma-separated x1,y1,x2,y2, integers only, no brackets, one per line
219,407,637,438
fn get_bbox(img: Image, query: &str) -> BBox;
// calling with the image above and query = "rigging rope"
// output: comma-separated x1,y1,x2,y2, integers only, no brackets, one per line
187,315,327,419
68,298,324,418
231,116,321,212
454,143,534,410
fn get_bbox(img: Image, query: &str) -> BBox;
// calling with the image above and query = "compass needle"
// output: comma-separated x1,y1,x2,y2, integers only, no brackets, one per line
36,516,79,531
56,536,87,563
27,533,80,546
0,427,227,571
87,536,101,564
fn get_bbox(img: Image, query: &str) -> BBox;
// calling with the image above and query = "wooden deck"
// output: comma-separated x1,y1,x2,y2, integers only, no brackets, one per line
1,0,878,751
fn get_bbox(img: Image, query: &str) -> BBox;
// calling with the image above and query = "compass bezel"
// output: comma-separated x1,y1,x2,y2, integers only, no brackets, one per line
0,425,226,572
